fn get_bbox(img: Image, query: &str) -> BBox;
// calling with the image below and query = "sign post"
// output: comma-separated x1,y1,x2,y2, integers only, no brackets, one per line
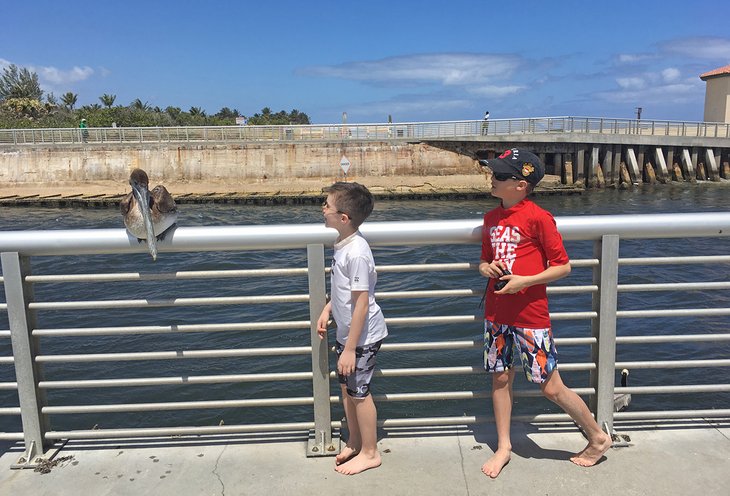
340,156,351,181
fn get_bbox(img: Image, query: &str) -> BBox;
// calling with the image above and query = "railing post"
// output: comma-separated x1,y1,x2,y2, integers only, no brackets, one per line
1,252,52,466
589,235,619,433
306,244,336,456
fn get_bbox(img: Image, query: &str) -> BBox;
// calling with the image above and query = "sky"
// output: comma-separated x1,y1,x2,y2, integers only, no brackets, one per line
2,0,729,124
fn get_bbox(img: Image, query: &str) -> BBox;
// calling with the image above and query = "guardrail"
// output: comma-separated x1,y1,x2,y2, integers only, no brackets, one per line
1,213,730,466
1,117,729,145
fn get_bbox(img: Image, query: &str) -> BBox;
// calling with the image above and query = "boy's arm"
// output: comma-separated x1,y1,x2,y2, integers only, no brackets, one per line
337,290,368,376
316,301,332,340
496,262,571,295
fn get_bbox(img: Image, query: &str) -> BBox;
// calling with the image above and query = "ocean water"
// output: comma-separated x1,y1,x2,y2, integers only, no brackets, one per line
1,182,729,433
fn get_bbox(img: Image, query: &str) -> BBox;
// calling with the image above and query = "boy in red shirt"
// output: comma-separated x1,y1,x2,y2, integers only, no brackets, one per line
478,148,611,478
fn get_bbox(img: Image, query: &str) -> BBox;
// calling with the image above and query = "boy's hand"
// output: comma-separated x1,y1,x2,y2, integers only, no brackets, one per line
316,310,330,340
479,261,509,279
338,349,356,376
494,273,528,295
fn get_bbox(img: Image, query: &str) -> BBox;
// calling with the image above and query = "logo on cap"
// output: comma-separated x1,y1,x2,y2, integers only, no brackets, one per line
521,163,535,177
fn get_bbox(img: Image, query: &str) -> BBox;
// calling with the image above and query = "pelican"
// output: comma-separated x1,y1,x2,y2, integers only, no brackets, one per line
120,169,177,260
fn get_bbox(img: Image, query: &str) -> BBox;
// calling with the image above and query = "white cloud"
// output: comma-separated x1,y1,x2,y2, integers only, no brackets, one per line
469,84,526,98
300,53,523,87
661,67,681,82
616,77,646,90
617,53,655,64
349,96,474,118
596,77,703,105
35,65,94,85
660,37,730,59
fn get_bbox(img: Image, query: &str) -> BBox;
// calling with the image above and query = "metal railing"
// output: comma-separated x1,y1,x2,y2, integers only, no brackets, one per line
1,213,729,465
1,117,729,145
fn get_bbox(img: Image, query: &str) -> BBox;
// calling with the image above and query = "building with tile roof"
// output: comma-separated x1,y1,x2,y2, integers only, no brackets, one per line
700,64,730,123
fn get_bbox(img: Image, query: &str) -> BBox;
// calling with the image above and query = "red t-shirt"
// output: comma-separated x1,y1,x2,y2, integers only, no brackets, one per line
480,199,569,328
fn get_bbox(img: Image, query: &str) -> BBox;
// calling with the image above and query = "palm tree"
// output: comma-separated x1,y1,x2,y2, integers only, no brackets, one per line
189,106,206,117
99,93,116,108
130,99,150,111
61,92,78,110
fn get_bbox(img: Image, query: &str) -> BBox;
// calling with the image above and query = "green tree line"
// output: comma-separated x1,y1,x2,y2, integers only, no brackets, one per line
0,64,310,129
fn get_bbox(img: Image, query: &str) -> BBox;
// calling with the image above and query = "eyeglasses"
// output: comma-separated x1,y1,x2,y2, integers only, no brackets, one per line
322,201,348,217
492,172,522,182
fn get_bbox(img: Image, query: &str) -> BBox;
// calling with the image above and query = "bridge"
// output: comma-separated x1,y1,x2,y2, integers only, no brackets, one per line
1,117,729,187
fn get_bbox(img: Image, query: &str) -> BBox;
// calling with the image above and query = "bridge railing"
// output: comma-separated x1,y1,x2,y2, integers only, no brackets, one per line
1,213,729,464
1,117,728,145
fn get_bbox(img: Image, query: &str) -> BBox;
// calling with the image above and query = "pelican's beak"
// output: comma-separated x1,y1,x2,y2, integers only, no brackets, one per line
131,180,158,261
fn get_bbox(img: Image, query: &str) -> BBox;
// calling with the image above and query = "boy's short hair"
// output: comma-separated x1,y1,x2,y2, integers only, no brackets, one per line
326,182,374,228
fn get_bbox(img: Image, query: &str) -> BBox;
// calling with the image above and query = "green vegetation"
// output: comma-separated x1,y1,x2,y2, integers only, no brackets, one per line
0,65,310,129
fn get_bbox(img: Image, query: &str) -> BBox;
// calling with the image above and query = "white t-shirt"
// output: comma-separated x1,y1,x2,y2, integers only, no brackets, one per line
330,231,388,347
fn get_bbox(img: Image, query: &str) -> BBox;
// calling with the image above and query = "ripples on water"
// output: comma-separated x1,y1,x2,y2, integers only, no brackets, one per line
1,183,729,431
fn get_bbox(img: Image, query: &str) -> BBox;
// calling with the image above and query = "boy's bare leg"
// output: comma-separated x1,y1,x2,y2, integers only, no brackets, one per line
482,370,515,479
335,394,381,475
540,370,612,467
336,386,360,465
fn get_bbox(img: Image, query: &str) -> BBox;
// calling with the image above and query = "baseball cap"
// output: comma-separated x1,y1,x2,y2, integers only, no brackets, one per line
479,148,545,185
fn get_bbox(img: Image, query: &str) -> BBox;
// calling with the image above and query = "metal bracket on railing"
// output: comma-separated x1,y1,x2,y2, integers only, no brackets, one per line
603,421,631,449
10,439,67,470
307,428,340,457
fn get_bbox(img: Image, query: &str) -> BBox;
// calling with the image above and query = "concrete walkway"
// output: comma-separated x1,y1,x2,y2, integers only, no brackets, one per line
1,419,728,495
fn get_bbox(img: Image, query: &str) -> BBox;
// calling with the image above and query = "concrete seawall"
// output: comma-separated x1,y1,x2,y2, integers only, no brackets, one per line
0,141,478,185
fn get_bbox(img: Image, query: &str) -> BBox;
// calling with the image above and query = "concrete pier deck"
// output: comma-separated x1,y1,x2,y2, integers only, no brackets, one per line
1,418,727,495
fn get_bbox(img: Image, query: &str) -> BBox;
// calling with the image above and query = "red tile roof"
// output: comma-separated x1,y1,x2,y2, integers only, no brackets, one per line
700,64,730,80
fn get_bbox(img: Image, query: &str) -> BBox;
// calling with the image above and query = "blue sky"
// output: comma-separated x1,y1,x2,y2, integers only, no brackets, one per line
2,0,729,124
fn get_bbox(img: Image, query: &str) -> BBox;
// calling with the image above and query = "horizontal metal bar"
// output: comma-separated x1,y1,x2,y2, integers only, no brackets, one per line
0,407,21,415
29,293,309,311
39,372,313,389
0,382,18,390
2,212,729,256
376,289,479,299
371,388,595,402
617,308,730,318
33,320,310,337
615,409,730,420
370,362,594,378
617,333,730,344
35,346,312,363
615,360,730,369
619,255,730,266
615,384,730,394
376,263,476,272
0,432,23,441
45,422,317,440
0,330,10,337
618,282,730,292
42,396,315,414
0,357,14,364
25,267,309,283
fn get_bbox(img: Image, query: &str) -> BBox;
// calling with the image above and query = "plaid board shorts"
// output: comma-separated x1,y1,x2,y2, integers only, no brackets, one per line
335,340,383,398
484,320,558,383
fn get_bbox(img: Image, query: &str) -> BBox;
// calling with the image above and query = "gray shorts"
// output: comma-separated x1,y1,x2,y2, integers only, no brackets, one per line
335,340,383,398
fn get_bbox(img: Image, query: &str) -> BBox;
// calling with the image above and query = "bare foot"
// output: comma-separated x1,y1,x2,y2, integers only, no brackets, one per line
570,432,612,467
334,452,381,475
481,448,511,479
335,445,359,466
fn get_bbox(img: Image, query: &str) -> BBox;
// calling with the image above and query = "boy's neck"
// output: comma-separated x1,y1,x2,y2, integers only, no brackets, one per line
335,225,358,243
501,194,527,209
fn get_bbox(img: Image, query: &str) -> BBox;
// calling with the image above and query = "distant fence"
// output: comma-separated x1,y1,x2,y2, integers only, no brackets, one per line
1,117,729,146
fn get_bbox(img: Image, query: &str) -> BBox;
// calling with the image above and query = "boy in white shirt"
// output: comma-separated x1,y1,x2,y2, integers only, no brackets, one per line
317,182,388,475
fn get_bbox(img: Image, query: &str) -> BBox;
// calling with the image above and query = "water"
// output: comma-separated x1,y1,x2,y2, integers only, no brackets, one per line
1,183,729,434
